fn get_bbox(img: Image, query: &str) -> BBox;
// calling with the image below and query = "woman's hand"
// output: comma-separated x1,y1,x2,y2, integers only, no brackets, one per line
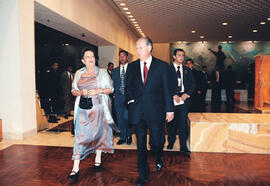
87,89,100,96
81,89,88,96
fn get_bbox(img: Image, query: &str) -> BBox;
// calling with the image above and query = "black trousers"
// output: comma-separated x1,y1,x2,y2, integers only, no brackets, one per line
134,118,165,180
226,87,235,103
167,103,189,150
211,84,222,104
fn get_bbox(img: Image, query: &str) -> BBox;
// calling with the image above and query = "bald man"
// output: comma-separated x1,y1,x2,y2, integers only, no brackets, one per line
126,37,174,186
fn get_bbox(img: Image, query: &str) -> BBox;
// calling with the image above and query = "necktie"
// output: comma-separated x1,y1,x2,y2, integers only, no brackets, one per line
177,66,182,92
143,62,148,85
120,66,125,94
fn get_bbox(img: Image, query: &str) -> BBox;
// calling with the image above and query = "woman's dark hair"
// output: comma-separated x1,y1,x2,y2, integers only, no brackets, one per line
80,48,95,59
80,47,99,66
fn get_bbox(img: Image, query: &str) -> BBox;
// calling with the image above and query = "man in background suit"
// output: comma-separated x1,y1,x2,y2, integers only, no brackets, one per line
107,62,114,78
201,65,209,106
210,66,223,111
186,59,203,112
224,65,237,104
112,50,132,145
167,49,196,156
126,37,174,186
43,62,62,123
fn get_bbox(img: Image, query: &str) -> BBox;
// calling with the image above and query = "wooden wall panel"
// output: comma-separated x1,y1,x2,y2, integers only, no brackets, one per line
255,55,270,110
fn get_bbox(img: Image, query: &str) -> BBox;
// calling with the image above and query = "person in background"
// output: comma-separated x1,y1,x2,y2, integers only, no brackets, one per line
107,62,114,78
186,59,203,112
224,65,237,104
61,65,74,119
68,48,117,180
201,65,209,107
43,62,62,123
112,50,132,145
210,66,223,109
167,49,195,155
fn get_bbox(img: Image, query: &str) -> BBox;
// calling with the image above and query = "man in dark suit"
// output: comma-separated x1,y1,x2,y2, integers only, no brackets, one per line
112,50,132,145
61,65,74,119
186,59,203,112
201,65,209,106
167,49,196,155
43,62,62,123
107,62,114,78
210,66,223,109
224,65,237,104
126,37,174,186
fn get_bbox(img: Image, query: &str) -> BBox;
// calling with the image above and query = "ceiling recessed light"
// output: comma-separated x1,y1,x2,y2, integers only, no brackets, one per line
126,12,131,14
200,36,205,39
253,29,258,33
133,21,137,24
228,35,232,38
260,22,266,25
136,26,140,28
128,15,133,18
191,30,196,33
134,24,139,26
222,22,228,26
123,7,128,10
64,43,69,46
131,18,135,21
120,3,125,6
267,18,270,21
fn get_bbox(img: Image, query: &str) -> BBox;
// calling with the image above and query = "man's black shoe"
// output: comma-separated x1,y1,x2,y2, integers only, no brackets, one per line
116,139,126,145
167,143,174,149
135,177,148,186
126,136,132,145
180,149,191,157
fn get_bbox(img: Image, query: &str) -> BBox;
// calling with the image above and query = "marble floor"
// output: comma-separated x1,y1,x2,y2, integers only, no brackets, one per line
0,126,180,152
0,101,257,151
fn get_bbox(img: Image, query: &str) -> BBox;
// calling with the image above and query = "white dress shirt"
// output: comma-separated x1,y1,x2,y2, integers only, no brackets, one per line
119,63,128,75
173,62,185,93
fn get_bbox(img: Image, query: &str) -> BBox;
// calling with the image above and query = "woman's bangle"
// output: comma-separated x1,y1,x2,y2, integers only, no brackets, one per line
102,89,104,94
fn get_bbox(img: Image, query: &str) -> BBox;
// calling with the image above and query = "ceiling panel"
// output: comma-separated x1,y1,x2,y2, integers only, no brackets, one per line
113,0,270,42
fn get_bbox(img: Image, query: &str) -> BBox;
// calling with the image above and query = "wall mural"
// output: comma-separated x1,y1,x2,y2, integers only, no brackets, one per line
171,41,270,82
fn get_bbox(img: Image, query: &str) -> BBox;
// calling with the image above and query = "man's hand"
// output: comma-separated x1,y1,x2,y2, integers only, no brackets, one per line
197,90,201,94
173,95,180,103
166,113,174,123
181,93,189,101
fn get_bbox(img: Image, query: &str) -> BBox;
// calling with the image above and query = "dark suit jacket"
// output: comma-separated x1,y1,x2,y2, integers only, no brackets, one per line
126,57,173,124
210,70,223,87
169,64,196,104
112,66,127,98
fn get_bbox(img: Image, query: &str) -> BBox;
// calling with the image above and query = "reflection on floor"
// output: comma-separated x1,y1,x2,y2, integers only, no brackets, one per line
1,145,270,185
1,100,270,185
0,101,257,151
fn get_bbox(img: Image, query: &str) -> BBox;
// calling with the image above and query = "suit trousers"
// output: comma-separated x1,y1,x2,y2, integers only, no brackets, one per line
134,118,165,180
63,93,73,114
114,95,131,140
167,103,189,150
